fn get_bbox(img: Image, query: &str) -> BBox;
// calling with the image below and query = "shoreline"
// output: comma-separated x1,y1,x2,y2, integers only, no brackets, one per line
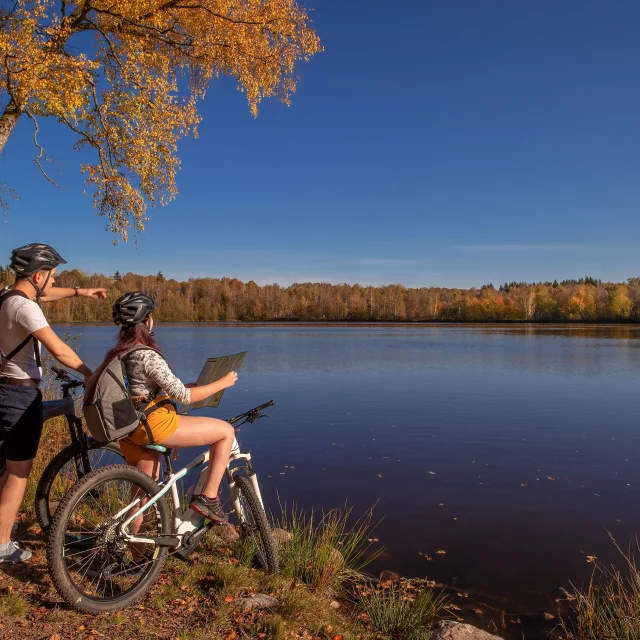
51,320,640,327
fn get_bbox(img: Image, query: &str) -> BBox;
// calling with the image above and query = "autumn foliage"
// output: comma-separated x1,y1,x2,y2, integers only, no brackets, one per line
2,266,640,323
0,0,321,239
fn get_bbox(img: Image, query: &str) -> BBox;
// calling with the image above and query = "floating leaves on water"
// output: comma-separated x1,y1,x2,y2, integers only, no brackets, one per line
368,538,379,543
377,474,383,478
418,552,433,561
453,517,458,521
449,604,461,611
456,592,469,598
438,502,445,506
436,549,447,554
547,476,556,481
586,555,598,563
472,608,484,616
521,484,527,487
428,471,436,475
544,612,555,620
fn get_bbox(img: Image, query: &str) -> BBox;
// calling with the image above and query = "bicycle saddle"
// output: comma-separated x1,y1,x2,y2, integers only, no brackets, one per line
141,444,172,454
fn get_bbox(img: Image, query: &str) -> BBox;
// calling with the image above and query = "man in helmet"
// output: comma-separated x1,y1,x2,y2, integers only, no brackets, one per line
0,243,107,563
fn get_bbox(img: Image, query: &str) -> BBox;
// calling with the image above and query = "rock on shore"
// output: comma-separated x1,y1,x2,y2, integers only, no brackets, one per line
431,620,504,640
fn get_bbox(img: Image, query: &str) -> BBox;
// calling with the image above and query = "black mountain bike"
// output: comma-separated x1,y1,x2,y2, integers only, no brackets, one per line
33,366,125,530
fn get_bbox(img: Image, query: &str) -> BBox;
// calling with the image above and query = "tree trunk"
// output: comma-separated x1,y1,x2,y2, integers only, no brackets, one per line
0,97,21,154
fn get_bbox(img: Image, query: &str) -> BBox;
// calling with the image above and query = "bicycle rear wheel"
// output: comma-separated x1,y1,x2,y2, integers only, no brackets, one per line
47,465,170,614
232,475,278,574
36,441,125,531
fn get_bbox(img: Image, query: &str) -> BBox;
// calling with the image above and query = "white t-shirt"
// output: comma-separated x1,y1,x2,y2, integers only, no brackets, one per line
0,289,49,380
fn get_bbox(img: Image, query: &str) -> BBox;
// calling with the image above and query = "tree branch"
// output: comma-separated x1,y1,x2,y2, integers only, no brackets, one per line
24,111,64,189
171,2,294,27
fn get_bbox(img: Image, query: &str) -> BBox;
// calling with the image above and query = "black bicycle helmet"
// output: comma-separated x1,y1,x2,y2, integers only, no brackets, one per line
10,243,67,276
113,291,157,326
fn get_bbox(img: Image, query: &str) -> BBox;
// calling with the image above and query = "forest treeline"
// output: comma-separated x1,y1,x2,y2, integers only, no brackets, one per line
1,266,639,323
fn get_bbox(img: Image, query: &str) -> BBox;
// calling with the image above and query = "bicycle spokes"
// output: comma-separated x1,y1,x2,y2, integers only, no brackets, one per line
60,477,162,600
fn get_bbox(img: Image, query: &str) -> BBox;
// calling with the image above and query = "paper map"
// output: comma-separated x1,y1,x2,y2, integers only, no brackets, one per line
179,351,248,414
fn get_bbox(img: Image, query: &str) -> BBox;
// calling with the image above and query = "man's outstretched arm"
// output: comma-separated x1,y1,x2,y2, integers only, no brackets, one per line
39,287,107,302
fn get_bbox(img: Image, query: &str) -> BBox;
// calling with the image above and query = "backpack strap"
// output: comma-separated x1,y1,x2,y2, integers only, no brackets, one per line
118,346,166,444
0,290,41,371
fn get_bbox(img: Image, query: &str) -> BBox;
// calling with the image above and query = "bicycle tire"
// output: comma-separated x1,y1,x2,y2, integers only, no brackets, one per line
35,441,125,532
47,464,170,614
233,475,279,574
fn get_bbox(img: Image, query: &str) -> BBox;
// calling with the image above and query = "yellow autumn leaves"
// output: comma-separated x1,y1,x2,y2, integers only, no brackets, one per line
0,1,321,241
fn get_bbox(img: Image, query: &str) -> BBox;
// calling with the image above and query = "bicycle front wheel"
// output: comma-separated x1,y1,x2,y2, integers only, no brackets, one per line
47,464,170,614
233,475,279,574
35,441,125,531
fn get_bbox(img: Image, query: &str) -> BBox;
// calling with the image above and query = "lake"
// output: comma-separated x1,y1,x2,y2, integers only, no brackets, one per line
58,323,640,631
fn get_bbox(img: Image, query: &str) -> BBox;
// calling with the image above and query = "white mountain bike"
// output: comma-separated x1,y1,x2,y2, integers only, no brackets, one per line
46,400,278,613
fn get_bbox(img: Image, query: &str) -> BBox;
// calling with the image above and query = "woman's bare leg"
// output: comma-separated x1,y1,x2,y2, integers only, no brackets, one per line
160,416,234,498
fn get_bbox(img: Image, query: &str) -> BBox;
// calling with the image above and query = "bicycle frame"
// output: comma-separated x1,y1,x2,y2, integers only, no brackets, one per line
43,382,92,475
120,437,264,547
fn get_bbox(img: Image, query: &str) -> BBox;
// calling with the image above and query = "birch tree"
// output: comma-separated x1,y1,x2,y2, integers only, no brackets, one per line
0,0,320,240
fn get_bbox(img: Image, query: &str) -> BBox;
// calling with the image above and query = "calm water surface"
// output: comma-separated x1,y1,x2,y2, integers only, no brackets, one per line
58,323,640,623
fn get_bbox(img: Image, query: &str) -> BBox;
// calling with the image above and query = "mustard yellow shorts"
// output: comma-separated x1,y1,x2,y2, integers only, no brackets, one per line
119,396,180,464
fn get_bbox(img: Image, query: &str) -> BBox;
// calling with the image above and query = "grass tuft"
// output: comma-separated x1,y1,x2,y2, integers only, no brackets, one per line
356,583,448,640
0,590,29,618
560,536,640,640
274,502,381,593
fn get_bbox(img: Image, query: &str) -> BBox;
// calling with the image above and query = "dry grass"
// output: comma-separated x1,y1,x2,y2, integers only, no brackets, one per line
356,583,448,640
274,502,382,594
0,590,29,618
560,537,640,640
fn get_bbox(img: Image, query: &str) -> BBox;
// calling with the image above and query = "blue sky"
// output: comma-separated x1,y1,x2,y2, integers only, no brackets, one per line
1,0,639,288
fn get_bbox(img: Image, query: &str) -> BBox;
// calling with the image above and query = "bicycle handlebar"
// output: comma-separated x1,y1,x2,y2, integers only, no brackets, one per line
227,400,274,426
50,366,84,388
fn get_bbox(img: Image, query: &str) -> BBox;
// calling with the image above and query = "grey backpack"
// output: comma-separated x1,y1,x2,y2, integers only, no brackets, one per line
83,346,161,444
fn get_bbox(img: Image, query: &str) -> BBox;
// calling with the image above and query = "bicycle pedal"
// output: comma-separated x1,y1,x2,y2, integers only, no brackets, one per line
174,523,213,561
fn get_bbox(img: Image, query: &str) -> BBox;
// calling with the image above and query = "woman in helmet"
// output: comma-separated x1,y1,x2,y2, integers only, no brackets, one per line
101,291,236,523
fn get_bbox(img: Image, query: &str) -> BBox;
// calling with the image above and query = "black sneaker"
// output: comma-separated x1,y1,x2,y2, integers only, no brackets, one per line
190,494,228,523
